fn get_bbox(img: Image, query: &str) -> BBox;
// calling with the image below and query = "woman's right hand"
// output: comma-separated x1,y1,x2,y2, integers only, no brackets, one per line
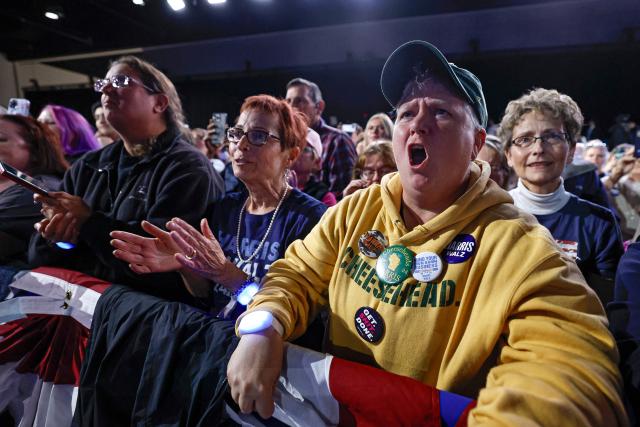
110,220,181,274
228,327,284,418
343,178,370,196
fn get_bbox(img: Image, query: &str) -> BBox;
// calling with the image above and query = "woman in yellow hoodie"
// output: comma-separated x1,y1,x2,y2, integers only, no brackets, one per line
228,41,628,426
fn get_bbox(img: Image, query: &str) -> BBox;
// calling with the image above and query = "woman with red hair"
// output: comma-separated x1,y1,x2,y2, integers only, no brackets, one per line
111,94,326,308
72,95,327,425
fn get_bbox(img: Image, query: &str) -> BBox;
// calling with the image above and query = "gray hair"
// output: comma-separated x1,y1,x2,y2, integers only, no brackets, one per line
286,78,323,103
498,88,583,152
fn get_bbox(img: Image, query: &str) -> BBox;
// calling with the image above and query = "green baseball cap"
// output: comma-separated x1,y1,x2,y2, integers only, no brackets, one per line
380,40,488,128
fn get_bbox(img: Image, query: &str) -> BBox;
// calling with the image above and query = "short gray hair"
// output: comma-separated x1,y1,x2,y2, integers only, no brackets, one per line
498,88,583,152
286,78,323,103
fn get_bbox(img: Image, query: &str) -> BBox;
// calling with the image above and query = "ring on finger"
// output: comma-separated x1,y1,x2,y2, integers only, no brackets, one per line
185,247,197,260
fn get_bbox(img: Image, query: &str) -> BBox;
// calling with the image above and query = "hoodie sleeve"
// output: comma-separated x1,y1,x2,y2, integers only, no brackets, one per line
469,253,628,426
241,199,347,339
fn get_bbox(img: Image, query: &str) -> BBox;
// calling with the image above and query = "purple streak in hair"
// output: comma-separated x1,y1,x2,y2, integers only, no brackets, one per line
43,104,101,157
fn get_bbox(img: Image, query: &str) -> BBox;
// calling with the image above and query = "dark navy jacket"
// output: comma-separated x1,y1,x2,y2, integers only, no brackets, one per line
608,242,640,425
29,129,223,301
535,195,623,280
563,161,613,212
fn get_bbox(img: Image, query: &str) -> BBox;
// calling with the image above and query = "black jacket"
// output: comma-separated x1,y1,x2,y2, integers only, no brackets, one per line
0,174,61,266
73,285,238,427
29,130,224,301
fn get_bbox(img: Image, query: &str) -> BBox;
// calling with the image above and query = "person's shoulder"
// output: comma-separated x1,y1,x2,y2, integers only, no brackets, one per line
160,138,216,173
563,160,597,180
567,194,616,223
166,137,207,159
318,121,350,140
287,188,327,216
478,204,582,282
69,141,119,170
482,201,555,244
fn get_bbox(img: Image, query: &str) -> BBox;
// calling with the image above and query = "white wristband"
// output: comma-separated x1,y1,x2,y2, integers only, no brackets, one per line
238,310,284,336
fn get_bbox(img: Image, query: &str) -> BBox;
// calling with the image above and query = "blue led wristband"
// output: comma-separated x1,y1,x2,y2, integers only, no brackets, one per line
234,277,260,306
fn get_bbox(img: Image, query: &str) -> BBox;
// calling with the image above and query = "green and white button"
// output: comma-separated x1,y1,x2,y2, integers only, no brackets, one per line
375,245,414,284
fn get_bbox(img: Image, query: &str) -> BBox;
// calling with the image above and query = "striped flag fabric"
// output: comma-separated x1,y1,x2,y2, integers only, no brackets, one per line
0,267,110,427
230,343,476,427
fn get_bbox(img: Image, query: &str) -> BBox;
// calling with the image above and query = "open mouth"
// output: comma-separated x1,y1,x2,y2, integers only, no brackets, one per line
409,145,427,166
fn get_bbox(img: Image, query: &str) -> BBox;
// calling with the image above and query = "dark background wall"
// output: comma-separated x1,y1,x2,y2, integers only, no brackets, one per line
25,43,640,138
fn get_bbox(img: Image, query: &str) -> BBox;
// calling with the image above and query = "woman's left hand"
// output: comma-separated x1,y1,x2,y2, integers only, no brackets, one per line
167,217,245,288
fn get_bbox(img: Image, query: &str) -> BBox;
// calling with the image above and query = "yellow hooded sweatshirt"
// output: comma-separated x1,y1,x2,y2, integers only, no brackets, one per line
245,161,627,426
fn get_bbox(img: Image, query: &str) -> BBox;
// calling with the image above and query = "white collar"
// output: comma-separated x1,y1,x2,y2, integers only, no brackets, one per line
509,178,571,215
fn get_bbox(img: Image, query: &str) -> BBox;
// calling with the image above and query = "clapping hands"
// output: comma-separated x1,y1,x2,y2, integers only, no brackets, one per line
34,191,92,244
111,217,243,287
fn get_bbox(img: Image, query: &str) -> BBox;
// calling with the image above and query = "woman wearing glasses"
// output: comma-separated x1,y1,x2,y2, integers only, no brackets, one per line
110,94,326,316
71,95,326,424
343,141,397,196
29,55,223,301
500,88,623,302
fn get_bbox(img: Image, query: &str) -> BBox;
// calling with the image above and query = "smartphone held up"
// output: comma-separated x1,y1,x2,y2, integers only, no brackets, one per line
210,112,228,146
0,161,50,196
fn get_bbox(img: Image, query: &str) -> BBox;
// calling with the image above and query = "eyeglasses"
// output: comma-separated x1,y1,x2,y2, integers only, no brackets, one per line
94,74,158,94
511,132,569,149
226,127,280,147
361,167,396,180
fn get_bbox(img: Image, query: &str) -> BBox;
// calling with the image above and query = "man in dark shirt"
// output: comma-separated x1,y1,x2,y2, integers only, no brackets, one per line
285,78,357,198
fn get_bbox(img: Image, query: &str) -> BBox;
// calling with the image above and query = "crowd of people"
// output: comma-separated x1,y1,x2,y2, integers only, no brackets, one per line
0,39,638,426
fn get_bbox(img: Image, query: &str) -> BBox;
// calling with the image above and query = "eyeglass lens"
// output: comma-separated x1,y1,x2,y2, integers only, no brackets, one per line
227,128,270,146
514,132,566,147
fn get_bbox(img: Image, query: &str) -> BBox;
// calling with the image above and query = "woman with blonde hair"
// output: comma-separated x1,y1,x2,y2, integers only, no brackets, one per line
356,113,393,155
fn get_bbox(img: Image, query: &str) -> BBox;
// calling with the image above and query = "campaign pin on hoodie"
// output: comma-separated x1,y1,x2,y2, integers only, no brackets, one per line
240,161,627,426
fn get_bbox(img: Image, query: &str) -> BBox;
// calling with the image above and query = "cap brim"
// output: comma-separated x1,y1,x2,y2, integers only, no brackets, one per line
380,40,472,108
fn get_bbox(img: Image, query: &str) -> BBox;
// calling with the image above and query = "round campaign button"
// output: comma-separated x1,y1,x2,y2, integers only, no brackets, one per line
354,306,385,343
412,251,443,282
375,245,414,284
442,234,477,264
358,230,389,258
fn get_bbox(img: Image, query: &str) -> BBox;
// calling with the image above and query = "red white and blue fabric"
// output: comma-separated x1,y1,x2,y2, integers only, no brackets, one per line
0,267,109,427
228,344,476,427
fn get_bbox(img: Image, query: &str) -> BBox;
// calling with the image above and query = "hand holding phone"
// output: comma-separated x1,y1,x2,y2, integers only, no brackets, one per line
7,98,31,116
207,112,228,147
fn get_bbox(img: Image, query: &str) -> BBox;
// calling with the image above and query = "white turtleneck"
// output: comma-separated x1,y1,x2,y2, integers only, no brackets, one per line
509,178,572,215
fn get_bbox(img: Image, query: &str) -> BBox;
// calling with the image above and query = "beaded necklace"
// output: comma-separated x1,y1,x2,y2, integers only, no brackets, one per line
235,184,290,264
